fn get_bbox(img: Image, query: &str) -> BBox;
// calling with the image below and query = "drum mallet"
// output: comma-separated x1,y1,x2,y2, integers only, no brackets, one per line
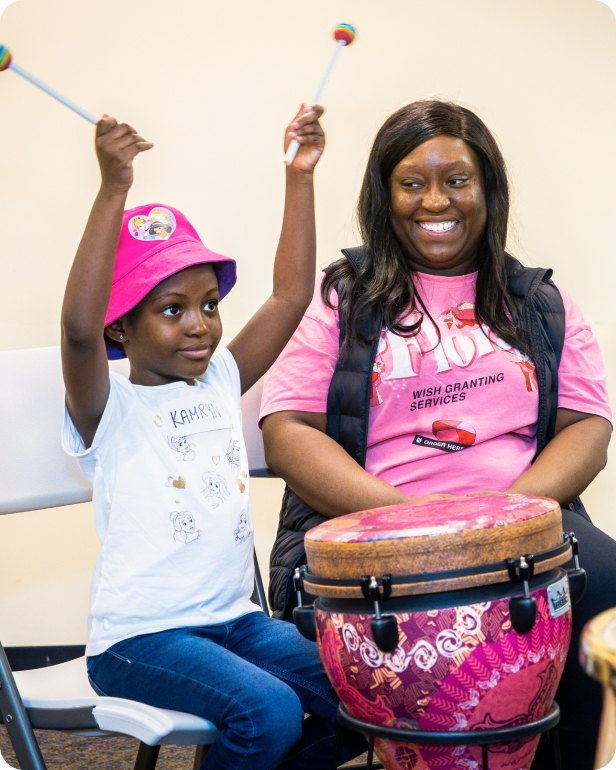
0,44,96,123
283,23,356,166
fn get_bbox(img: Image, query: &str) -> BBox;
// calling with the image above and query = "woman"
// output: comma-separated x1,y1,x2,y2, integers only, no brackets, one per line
259,101,614,769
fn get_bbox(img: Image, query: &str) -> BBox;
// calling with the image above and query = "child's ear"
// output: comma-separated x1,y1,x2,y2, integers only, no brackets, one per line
105,320,127,344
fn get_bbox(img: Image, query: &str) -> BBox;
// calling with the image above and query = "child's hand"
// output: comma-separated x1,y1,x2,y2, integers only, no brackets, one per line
285,104,325,174
95,116,153,195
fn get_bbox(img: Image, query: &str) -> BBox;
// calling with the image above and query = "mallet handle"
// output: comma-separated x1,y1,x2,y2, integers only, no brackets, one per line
10,62,96,123
284,39,346,166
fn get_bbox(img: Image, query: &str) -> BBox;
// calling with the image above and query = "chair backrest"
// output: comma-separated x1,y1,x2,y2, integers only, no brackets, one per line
0,345,268,515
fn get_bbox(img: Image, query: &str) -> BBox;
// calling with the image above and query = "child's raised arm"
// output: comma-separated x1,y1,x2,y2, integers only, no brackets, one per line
227,105,325,394
61,117,153,448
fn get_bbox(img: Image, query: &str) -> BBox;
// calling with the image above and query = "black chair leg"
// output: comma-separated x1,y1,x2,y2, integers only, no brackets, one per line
0,643,47,770
133,742,160,770
332,722,342,770
366,736,374,769
482,743,489,770
550,728,562,770
193,744,210,769
252,551,269,615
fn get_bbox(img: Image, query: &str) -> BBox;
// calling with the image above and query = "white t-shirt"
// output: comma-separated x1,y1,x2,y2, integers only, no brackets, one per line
62,348,259,657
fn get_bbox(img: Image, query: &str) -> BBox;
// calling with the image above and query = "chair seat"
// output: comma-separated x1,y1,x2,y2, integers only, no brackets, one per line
12,657,219,746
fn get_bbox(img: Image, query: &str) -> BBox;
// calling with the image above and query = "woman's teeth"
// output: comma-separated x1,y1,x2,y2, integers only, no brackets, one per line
418,221,458,232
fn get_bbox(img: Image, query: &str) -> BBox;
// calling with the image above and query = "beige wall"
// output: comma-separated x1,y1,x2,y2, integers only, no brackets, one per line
0,0,614,645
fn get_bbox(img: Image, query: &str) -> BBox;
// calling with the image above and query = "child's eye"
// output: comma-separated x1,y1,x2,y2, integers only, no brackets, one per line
450,177,468,186
163,305,181,316
204,301,218,313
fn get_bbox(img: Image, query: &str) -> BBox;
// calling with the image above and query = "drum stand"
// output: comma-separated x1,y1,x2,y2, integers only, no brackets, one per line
333,701,561,770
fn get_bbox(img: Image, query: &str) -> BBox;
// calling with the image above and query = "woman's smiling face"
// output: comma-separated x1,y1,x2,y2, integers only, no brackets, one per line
388,135,487,275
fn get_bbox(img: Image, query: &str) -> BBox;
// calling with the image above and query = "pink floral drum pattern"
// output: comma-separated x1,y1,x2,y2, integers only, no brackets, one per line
316,584,571,770
306,494,556,545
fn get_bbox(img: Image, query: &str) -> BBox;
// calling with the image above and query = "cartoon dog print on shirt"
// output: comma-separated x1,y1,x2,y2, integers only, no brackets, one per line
168,435,196,462
170,511,201,544
226,439,240,468
201,471,230,508
233,510,250,543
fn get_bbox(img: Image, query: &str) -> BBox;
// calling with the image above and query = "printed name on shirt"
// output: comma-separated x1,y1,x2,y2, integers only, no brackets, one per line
409,373,505,412
161,388,232,438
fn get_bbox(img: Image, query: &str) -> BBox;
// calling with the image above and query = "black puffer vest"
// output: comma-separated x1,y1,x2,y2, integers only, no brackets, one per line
268,246,582,619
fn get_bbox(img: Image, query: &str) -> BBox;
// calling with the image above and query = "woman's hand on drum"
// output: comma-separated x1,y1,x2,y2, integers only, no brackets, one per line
404,494,456,504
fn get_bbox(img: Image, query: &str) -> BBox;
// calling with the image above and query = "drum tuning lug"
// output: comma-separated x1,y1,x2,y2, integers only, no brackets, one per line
525,554,535,576
505,554,535,583
509,557,537,634
292,567,317,642
566,532,587,605
293,605,317,642
360,574,393,602
361,576,399,653
510,595,537,634
506,558,517,581
519,556,533,585
381,575,393,600
371,615,399,654
293,565,307,604
569,533,581,570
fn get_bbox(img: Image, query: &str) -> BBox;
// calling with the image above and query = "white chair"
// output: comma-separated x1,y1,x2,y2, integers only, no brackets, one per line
0,345,271,770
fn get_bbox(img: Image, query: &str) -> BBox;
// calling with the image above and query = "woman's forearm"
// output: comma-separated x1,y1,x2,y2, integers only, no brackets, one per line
507,414,611,506
263,412,408,517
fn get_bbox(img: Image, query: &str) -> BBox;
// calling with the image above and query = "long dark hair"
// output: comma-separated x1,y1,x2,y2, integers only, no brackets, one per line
322,100,532,358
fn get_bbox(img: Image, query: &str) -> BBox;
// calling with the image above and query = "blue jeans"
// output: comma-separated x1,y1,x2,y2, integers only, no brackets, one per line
87,611,366,769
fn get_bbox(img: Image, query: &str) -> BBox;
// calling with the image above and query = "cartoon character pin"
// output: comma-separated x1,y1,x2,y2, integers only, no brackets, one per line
128,207,177,241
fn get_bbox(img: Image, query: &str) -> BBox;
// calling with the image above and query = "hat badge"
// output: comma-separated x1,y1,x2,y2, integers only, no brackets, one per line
128,207,177,242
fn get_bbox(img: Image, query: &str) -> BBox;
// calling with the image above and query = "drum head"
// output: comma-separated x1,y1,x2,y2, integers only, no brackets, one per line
305,493,568,597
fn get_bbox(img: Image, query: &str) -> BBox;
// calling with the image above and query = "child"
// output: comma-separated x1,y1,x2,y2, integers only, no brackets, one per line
61,111,366,769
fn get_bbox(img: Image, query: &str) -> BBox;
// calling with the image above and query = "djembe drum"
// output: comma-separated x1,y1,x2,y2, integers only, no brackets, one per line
294,493,586,770
580,608,616,769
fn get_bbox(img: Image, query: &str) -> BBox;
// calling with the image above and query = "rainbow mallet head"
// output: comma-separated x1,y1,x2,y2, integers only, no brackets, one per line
0,45,12,72
334,23,356,46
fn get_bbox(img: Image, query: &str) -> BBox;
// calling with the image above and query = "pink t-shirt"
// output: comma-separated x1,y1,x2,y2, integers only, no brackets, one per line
260,271,611,496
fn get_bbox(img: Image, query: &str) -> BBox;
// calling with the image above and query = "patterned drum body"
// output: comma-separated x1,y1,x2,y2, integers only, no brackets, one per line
316,580,571,770
305,495,573,770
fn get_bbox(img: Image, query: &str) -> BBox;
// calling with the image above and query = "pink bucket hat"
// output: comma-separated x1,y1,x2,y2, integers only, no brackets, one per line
104,203,236,359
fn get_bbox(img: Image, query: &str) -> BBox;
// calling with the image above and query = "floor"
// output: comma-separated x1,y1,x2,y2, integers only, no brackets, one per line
0,728,186,769
0,726,373,769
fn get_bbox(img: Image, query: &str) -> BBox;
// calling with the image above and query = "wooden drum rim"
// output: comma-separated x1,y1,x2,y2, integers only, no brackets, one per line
305,494,567,596
303,533,573,599
581,608,616,689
